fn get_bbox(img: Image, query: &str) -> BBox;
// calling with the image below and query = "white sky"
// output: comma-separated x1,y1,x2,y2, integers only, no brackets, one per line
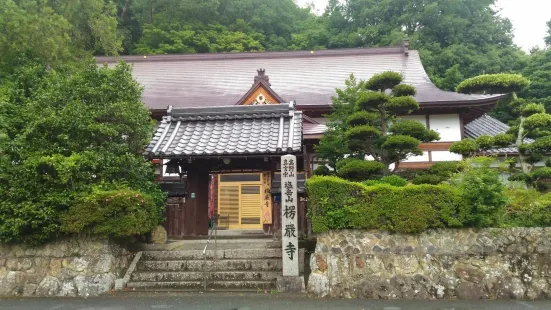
296,0,550,52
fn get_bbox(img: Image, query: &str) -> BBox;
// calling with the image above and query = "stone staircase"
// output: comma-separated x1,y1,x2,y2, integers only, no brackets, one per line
125,239,304,291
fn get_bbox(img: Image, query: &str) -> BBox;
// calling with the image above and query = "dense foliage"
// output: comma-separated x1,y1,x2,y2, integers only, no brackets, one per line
316,73,439,177
450,73,551,181
0,62,165,245
0,0,121,78
4,1,551,109
307,158,545,234
307,176,465,234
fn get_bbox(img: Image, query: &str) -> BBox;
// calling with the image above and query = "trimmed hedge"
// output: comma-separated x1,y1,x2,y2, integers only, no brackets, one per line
307,176,465,234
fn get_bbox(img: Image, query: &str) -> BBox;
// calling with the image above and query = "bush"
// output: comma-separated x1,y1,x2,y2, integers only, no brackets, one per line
428,161,463,176
362,175,408,187
411,161,462,184
307,176,464,234
503,184,551,227
61,187,163,238
411,174,446,185
337,159,386,182
313,165,331,176
450,158,507,227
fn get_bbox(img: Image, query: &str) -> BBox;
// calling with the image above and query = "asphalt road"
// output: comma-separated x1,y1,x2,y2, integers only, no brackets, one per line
1,292,551,310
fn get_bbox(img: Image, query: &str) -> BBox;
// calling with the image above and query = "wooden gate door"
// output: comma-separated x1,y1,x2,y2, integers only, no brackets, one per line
164,197,186,237
218,173,263,230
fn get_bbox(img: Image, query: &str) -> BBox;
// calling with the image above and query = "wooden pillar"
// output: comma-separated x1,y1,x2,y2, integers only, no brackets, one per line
185,163,210,236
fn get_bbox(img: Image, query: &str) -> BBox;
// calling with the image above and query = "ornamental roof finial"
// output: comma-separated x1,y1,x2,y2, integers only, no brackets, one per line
254,68,270,86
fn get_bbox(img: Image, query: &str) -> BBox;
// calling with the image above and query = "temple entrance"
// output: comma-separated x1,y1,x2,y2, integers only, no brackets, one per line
217,173,264,230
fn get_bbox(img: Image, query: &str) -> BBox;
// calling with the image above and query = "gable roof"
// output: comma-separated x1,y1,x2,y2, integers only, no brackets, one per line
234,69,285,105
145,103,302,158
96,46,503,111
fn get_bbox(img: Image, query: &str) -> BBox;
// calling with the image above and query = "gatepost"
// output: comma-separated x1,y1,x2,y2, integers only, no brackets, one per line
276,154,305,292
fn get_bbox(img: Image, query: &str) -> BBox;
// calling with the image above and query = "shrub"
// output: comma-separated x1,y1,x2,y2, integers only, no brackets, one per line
313,165,331,176
411,161,462,185
307,176,464,234
379,175,408,187
503,184,551,227
450,158,507,227
337,159,386,182
61,187,163,238
362,175,408,187
411,174,446,185
428,161,463,176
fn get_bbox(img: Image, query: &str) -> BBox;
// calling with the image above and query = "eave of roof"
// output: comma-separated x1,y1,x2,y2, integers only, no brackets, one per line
96,46,503,111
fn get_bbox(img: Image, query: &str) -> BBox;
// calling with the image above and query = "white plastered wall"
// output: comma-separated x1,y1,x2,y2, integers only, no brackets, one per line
400,114,463,163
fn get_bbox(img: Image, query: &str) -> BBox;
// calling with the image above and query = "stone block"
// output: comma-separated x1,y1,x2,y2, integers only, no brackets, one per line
306,273,329,297
114,278,125,291
74,274,115,297
150,225,168,244
36,275,61,296
23,283,37,296
456,282,486,299
93,254,114,274
276,275,305,293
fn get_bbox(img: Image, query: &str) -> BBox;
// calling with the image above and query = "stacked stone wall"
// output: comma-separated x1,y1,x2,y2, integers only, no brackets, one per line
308,228,551,299
0,237,131,297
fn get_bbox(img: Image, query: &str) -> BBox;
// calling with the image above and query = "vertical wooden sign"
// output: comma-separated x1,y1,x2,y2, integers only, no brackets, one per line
281,155,298,276
262,171,272,224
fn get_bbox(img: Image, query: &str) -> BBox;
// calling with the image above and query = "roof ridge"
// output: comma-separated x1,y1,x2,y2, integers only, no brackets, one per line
169,103,296,120
96,47,405,63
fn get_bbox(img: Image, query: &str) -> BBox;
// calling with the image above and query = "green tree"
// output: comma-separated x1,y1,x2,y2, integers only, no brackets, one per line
316,72,440,178
318,0,525,90
47,0,123,55
545,19,551,47
0,61,164,245
450,74,551,177
0,0,122,79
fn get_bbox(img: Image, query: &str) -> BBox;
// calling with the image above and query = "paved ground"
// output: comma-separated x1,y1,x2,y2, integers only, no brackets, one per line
1,292,551,310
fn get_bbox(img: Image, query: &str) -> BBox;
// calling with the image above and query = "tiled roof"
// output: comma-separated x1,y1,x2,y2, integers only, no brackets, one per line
97,47,503,110
145,103,302,157
465,115,528,154
303,123,328,137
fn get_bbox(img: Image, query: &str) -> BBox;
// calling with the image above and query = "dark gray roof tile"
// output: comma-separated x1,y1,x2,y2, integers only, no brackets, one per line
465,115,532,154
145,103,302,157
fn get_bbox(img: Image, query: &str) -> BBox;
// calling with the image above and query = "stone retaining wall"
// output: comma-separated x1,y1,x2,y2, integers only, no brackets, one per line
307,228,551,299
0,237,131,297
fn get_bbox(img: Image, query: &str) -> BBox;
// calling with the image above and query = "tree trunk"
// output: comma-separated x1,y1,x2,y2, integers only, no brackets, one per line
120,0,131,20
512,92,529,173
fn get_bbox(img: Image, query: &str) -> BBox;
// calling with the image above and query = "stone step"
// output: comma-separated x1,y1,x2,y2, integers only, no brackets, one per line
142,248,283,261
126,280,275,290
138,259,283,272
131,271,280,282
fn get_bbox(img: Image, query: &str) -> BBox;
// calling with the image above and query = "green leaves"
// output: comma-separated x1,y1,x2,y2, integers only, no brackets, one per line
386,96,420,114
381,135,422,155
346,111,378,126
336,160,386,182
0,61,164,245
449,138,480,156
391,84,416,97
524,113,551,131
456,74,530,94
356,91,389,110
521,103,546,117
365,71,403,91
390,120,439,142
61,187,161,238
